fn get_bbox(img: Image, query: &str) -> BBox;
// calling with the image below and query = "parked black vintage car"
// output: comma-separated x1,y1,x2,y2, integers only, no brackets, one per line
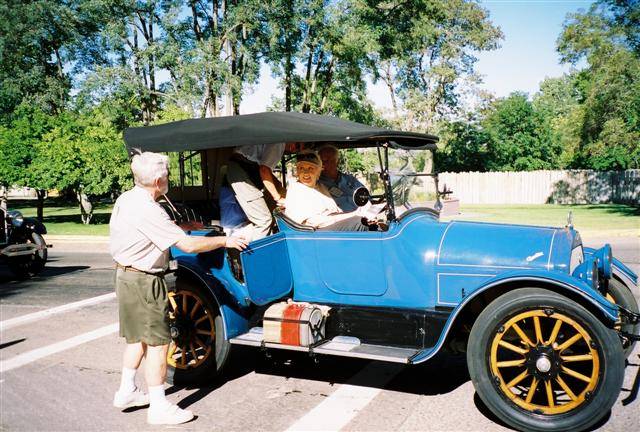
0,205,48,277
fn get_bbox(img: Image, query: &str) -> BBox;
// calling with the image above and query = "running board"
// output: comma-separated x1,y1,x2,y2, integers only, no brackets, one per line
230,327,419,364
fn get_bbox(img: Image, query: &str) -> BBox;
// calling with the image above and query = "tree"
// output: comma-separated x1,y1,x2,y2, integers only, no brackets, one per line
482,93,561,171
435,121,490,172
0,105,60,220
0,0,110,119
31,111,131,223
356,0,502,131
532,74,584,168
262,0,379,122
557,0,640,169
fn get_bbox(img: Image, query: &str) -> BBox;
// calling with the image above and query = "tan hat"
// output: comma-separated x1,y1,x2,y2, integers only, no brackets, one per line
295,150,322,167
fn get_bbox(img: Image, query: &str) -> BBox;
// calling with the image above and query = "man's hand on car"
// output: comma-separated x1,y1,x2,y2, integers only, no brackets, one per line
225,236,248,251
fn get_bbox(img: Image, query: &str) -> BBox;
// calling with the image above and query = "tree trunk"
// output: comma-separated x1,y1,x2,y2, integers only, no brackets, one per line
285,52,292,111
76,190,93,225
319,58,335,112
0,185,7,213
302,41,315,113
36,190,46,222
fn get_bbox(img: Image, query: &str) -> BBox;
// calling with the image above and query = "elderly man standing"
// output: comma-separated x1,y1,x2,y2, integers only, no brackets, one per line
110,152,246,425
317,144,365,212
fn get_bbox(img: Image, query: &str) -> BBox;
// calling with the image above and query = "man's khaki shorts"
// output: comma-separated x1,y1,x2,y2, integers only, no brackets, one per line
115,269,171,346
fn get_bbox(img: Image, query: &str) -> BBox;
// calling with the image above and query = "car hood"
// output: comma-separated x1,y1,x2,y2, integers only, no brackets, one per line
437,221,575,272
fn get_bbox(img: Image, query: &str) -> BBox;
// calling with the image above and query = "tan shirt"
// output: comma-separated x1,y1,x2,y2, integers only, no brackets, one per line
284,181,340,225
109,186,187,273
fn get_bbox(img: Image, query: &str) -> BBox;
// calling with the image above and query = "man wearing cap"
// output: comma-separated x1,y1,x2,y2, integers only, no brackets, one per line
110,151,246,425
317,144,365,212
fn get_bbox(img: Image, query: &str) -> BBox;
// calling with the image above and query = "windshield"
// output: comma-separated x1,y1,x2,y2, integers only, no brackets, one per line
384,149,441,216
390,172,441,216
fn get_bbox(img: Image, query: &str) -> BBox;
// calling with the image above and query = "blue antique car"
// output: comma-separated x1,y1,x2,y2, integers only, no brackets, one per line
124,112,639,432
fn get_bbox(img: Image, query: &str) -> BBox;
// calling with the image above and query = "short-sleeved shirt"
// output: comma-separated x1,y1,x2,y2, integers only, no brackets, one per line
109,186,188,273
284,181,340,225
319,172,365,212
235,143,285,170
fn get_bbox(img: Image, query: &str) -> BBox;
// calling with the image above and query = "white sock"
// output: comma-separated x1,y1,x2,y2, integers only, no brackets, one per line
148,384,170,410
118,367,137,393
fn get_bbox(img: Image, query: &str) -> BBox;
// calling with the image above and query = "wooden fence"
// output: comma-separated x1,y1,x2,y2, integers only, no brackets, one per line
435,170,640,205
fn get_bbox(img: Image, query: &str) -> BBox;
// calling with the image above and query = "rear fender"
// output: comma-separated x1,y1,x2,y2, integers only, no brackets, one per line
176,261,250,340
410,269,618,364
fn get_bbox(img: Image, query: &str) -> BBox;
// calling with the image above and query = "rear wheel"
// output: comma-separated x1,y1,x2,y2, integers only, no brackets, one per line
467,288,624,432
605,278,639,357
166,279,230,385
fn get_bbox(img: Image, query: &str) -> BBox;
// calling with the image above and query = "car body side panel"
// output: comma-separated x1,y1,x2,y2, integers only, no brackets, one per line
289,213,446,308
410,271,619,364
438,221,557,270
240,232,293,305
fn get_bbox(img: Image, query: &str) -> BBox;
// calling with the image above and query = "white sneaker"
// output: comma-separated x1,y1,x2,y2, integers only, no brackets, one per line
147,404,194,425
113,388,149,409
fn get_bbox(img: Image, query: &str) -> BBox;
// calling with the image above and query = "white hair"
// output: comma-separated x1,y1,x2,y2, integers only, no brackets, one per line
317,144,339,158
130,152,170,187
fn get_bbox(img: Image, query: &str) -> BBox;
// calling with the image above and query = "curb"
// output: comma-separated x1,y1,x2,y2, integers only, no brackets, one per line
46,235,110,243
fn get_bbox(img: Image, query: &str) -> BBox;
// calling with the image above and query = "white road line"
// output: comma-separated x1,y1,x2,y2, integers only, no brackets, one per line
0,323,118,373
0,292,116,332
285,362,405,432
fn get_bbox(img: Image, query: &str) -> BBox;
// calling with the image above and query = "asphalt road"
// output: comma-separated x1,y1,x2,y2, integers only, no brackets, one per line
0,237,638,432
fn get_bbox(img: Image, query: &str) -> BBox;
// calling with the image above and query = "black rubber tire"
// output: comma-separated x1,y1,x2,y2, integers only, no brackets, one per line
166,279,231,386
7,232,47,278
607,278,639,358
467,288,624,432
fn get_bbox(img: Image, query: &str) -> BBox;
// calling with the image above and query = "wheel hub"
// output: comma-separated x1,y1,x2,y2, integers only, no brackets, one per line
170,317,193,346
526,344,561,380
535,356,551,373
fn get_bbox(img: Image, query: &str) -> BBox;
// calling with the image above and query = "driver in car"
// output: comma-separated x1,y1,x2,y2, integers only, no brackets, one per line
285,151,370,231
317,144,365,212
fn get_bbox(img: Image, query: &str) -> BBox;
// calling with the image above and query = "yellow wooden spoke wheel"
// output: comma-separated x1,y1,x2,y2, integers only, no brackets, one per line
467,288,624,432
164,278,230,386
167,289,215,370
490,310,600,415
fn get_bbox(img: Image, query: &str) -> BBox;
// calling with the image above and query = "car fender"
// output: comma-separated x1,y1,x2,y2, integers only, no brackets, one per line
584,246,638,289
22,217,47,235
8,218,47,242
410,269,618,364
175,259,250,340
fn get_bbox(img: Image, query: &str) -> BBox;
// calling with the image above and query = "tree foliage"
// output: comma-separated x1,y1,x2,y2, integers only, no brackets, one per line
556,0,640,169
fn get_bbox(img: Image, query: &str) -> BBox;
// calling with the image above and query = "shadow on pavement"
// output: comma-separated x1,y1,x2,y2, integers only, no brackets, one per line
170,347,471,410
622,355,639,406
0,265,90,297
0,338,27,350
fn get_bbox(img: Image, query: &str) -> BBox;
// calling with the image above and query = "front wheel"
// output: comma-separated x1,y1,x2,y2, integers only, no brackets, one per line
166,279,230,386
8,232,47,278
467,288,624,432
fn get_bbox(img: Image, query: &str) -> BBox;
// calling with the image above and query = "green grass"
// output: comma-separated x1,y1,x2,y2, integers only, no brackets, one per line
443,204,640,237
9,199,113,236
8,199,639,238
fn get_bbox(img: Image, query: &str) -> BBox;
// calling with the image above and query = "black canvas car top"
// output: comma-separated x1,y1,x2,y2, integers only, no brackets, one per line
123,111,438,154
